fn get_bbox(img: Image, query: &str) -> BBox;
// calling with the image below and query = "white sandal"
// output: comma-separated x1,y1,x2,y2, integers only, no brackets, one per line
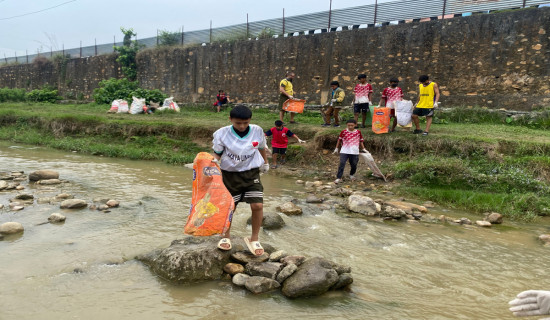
217,238,232,251
243,237,264,256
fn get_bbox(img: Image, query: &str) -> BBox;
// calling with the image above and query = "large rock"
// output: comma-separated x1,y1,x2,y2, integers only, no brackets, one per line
331,273,354,290
539,234,550,245
0,180,8,190
306,195,323,203
60,199,88,209
246,212,286,230
269,250,287,262
382,206,407,219
231,251,270,264
244,276,280,294
281,257,340,298
476,220,492,227
29,170,59,182
15,193,34,200
385,201,428,214
280,255,306,266
48,213,66,223
246,261,283,279
137,236,235,283
0,222,24,234
106,200,120,208
485,212,503,224
348,195,380,216
223,263,245,275
277,202,303,216
276,263,298,283
232,273,250,286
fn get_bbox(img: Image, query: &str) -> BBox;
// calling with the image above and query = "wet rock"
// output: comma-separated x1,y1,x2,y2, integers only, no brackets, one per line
277,202,303,216
0,180,8,190
382,206,407,219
60,199,88,209
29,170,59,181
439,215,447,223
0,222,24,234
476,220,492,227
98,204,109,211
485,212,503,224
276,263,298,283
231,251,269,264
412,212,423,220
36,197,52,204
11,172,23,177
5,183,18,190
89,204,97,210
459,218,472,225
305,181,315,188
0,204,3,209
48,213,66,223
37,179,62,185
55,193,73,200
281,257,340,298
0,173,14,180
348,195,380,216
295,180,305,184
539,234,550,245
11,206,24,211
15,193,34,200
232,273,250,286
386,201,428,214
280,255,306,266
333,263,351,275
15,186,24,190
330,188,353,197
106,200,120,208
331,273,354,290
246,261,283,279
306,195,323,203
269,250,287,262
423,201,436,208
247,212,285,230
245,276,280,294
223,263,245,275
9,202,24,208
312,181,323,188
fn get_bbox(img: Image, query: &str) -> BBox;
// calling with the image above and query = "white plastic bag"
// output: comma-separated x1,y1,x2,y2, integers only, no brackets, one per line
395,100,413,126
130,96,145,114
359,152,386,181
117,99,129,113
108,99,120,113
161,96,180,112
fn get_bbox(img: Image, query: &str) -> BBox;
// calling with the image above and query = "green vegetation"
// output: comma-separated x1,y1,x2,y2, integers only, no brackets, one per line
114,28,142,81
158,30,181,46
92,78,167,104
0,87,60,103
257,27,275,39
0,102,549,221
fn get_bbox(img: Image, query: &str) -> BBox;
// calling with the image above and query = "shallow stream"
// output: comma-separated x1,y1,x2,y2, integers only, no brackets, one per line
1,142,549,320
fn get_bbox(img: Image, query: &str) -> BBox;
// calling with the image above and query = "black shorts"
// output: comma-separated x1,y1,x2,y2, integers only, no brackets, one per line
278,94,288,111
272,147,287,155
221,168,263,206
413,108,434,117
354,103,370,114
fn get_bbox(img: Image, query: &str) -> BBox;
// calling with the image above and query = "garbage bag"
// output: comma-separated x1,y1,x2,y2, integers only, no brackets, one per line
395,100,414,126
117,99,129,113
359,152,386,181
372,107,390,134
130,96,145,114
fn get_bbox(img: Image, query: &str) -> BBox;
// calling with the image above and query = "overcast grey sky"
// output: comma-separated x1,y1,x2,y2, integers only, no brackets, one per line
0,0,391,57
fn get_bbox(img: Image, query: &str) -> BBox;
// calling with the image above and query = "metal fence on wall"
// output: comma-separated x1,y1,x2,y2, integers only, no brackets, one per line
2,0,549,65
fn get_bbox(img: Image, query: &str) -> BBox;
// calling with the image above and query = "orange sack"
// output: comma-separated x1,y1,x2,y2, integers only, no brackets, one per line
372,107,391,134
184,152,234,236
282,99,306,113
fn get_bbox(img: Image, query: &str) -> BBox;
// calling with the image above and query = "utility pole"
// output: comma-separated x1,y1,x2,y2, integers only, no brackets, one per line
282,8,285,35
247,14,249,39
523,0,527,8
374,0,378,26
328,0,332,31
210,20,213,43
442,0,447,19
181,25,184,45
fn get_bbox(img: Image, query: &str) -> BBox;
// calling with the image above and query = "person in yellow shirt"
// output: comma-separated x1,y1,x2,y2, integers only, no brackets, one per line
412,75,440,136
279,71,297,123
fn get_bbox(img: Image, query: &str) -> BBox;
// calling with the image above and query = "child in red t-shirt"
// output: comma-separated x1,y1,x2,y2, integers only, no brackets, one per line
379,77,404,132
333,119,368,184
265,120,305,168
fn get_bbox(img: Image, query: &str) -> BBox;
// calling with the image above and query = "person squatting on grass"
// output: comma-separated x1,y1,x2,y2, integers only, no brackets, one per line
212,105,270,256
379,77,404,133
323,81,346,127
264,120,305,169
333,119,368,184
412,75,440,136
214,90,230,113
278,71,297,123
353,74,373,128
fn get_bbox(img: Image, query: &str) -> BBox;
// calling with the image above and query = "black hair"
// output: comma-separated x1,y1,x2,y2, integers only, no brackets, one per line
286,71,295,76
330,80,340,87
390,77,399,83
419,75,429,82
274,120,284,126
357,74,367,79
219,89,224,93
229,105,252,120
346,119,357,124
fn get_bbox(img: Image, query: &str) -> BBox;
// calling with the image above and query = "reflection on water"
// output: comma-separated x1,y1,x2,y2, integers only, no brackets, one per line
1,142,549,320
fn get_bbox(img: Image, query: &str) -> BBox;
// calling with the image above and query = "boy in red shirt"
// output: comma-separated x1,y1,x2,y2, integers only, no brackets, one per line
265,120,305,169
379,77,404,132
353,74,373,128
333,119,368,184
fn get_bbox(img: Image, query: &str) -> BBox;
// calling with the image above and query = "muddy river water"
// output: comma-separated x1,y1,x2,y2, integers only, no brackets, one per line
1,142,549,320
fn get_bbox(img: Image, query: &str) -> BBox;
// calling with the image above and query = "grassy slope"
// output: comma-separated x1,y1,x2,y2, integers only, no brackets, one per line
1,102,550,220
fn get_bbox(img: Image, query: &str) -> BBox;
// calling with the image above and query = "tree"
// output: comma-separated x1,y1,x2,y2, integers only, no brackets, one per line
114,27,142,81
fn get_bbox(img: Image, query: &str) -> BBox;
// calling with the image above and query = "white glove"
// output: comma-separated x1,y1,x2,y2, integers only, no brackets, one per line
298,139,306,144
333,148,339,154
259,163,270,174
331,99,337,103
211,158,220,165
434,102,440,108
361,149,368,153
288,95,294,100
509,290,550,317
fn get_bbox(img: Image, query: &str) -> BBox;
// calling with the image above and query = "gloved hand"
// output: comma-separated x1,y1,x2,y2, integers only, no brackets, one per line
331,99,337,103
333,148,339,154
288,95,294,100
434,102,440,108
509,290,550,318
361,149,368,153
211,158,220,165
298,139,306,144
259,163,270,174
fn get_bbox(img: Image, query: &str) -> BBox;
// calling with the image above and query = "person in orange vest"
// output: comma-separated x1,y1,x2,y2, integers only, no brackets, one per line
412,75,440,136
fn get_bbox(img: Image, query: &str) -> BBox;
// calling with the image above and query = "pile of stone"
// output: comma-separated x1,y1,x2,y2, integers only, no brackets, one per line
138,236,353,298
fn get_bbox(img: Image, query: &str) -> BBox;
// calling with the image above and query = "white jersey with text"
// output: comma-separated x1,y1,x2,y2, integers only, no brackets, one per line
212,124,267,172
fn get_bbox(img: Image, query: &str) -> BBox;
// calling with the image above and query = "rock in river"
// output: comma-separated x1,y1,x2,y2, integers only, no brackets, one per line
245,276,280,294
277,202,303,216
281,257,340,298
0,222,24,235
29,170,59,182
48,213,66,223
60,199,88,209
348,195,380,216
247,212,286,230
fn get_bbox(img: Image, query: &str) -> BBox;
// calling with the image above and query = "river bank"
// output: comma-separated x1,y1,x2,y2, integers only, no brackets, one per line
1,102,550,220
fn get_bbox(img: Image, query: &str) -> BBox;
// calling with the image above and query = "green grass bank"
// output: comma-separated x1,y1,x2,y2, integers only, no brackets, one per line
1,102,550,221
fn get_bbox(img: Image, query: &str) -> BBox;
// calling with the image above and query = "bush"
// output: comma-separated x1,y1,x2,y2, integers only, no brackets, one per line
92,78,167,104
0,88,27,102
158,30,181,46
27,87,60,103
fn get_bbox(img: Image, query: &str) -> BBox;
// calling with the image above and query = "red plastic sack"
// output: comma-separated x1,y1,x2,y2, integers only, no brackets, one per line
282,99,306,113
184,152,234,236
372,107,391,134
